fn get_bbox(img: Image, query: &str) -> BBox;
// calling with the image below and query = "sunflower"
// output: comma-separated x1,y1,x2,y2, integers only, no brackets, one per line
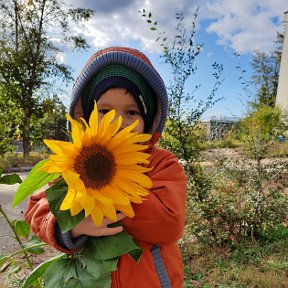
42,102,153,226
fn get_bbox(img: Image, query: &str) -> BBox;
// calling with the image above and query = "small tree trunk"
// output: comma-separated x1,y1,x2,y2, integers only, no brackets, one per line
23,133,30,158
22,108,30,158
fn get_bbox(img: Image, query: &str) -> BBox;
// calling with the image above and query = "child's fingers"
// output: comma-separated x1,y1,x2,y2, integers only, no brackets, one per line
102,212,126,226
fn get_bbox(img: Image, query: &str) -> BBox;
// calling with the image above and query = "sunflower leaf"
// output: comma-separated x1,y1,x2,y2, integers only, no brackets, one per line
83,231,142,262
43,255,115,288
12,160,59,208
0,173,22,185
45,179,85,232
20,253,66,288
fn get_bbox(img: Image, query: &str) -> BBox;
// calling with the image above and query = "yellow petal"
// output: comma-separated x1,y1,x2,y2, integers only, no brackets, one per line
115,152,150,165
117,170,153,188
114,203,135,218
70,199,83,216
98,110,116,138
98,116,122,146
89,101,99,137
112,145,149,157
113,177,149,200
90,189,117,222
80,117,93,146
78,194,95,217
62,171,80,190
91,204,104,226
43,139,75,155
101,184,133,205
60,189,76,211
127,133,152,144
41,160,63,173
67,115,84,147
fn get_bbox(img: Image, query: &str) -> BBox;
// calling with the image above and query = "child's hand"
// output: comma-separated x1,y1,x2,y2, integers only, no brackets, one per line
71,213,126,238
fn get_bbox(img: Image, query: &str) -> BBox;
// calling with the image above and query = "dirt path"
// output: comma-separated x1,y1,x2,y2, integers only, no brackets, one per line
0,172,58,287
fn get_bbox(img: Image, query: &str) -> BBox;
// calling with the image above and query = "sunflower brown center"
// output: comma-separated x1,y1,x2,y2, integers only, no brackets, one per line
74,144,116,190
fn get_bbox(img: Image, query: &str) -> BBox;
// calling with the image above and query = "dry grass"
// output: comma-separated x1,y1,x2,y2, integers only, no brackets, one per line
183,245,288,288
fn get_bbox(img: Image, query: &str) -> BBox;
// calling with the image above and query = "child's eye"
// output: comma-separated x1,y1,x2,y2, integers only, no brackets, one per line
98,109,110,115
127,110,140,116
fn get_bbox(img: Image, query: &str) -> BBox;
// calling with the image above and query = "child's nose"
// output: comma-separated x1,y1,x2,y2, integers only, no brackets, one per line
114,112,128,130
120,117,130,130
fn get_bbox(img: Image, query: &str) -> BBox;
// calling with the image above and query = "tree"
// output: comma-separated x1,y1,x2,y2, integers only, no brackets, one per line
250,33,283,108
140,9,223,189
0,86,20,154
30,94,68,149
0,0,93,157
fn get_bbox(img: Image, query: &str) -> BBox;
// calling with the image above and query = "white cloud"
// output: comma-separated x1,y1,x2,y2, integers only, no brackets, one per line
64,0,287,55
203,0,287,53
55,52,65,63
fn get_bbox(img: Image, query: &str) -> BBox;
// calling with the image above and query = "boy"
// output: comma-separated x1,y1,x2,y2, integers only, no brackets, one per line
25,47,187,287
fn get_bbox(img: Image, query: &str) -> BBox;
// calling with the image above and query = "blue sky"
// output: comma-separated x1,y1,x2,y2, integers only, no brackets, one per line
59,0,287,119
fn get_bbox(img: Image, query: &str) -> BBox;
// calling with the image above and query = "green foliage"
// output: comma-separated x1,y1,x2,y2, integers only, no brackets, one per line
12,159,59,207
0,169,47,287
38,229,142,288
45,179,85,232
0,87,21,155
30,95,69,150
0,169,22,185
43,256,115,288
21,253,66,288
234,105,287,158
12,220,30,238
249,33,282,108
176,105,288,247
0,152,48,172
11,161,143,287
139,8,224,214
140,11,288,269
0,0,93,157
182,233,288,287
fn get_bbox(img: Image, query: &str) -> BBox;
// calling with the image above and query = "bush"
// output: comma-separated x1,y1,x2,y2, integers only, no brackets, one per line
183,106,288,247
0,152,48,172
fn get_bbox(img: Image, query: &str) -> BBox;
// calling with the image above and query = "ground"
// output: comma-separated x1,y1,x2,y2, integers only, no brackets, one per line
0,172,58,287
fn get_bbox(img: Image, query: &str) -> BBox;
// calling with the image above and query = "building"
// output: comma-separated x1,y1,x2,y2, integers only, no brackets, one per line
275,11,288,110
200,116,240,140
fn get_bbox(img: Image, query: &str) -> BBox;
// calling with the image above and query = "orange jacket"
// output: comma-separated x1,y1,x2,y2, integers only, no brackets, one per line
24,147,187,288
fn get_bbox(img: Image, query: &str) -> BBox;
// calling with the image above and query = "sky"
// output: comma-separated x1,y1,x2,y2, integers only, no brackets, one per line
58,0,287,120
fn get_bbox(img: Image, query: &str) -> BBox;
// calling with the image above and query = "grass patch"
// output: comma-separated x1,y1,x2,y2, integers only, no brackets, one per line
183,228,288,288
184,248,288,288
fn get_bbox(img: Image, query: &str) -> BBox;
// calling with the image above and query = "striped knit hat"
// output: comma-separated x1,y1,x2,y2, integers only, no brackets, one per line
70,47,168,135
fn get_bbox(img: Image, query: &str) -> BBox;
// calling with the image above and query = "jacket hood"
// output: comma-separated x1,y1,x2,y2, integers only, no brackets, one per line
69,47,168,145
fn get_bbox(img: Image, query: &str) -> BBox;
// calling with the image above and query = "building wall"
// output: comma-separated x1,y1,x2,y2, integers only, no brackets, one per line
200,119,238,140
275,11,288,110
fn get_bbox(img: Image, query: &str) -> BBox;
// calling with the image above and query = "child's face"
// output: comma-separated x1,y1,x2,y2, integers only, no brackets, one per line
97,88,145,133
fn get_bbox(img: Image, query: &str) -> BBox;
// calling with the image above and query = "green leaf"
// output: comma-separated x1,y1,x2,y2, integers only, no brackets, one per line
0,173,22,185
83,230,142,262
22,235,45,254
21,253,66,288
0,255,9,266
12,220,30,238
44,256,114,288
7,264,21,274
12,160,59,208
45,179,85,232
0,260,10,272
